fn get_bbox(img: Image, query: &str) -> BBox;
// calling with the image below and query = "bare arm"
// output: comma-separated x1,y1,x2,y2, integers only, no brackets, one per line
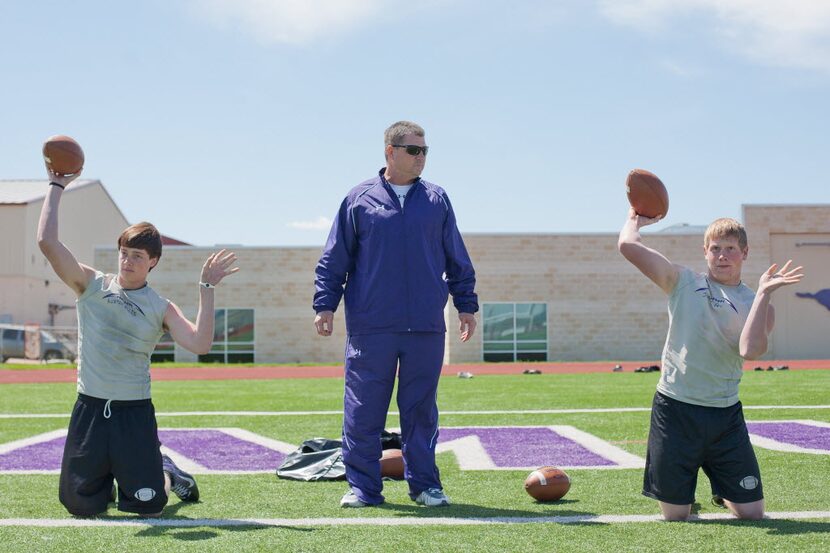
617,208,680,294
164,250,239,355
740,260,803,359
37,168,95,296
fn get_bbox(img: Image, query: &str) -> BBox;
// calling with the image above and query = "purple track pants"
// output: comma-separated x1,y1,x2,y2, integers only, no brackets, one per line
341,332,445,505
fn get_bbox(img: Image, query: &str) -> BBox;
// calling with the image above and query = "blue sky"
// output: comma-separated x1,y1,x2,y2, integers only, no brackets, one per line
2,0,828,246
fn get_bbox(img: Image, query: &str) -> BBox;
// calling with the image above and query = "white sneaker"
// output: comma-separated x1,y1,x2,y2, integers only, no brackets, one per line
340,490,368,508
414,488,450,507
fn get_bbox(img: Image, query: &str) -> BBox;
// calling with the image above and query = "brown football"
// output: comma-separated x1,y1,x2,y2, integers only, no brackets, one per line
524,466,571,502
380,448,405,479
43,135,85,176
626,168,669,219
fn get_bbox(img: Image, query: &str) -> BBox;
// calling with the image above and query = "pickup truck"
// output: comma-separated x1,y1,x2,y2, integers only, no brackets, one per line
0,325,76,363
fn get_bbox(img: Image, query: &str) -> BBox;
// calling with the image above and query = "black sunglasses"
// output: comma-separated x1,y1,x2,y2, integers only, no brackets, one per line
392,144,429,156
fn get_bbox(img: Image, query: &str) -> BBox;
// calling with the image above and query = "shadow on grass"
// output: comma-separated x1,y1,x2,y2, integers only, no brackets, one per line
92,501,313,541
134,524,298,542
374,498,592,519
694,518,830,535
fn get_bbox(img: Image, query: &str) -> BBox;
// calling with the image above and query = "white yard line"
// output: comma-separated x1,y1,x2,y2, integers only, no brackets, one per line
0,429,66,454
435,435,497,470
2,405,830,418
0,511,828,527
550,425,645,469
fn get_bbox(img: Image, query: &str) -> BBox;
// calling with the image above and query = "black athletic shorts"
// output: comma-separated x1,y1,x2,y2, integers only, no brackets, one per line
642,391,763,505
59,393,168,516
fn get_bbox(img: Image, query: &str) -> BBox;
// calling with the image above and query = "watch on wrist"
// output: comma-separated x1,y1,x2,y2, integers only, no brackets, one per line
199,281,214,289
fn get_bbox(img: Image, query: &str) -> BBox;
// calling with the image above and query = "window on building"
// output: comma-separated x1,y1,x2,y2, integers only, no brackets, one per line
482,303,548,362
151,331,175,363
198,308,255,364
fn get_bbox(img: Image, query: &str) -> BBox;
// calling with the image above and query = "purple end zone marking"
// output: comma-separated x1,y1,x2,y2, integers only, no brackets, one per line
0,430,287,472
438,427,615,467
0,437,64,470
159,430,286,471
747,422,830,451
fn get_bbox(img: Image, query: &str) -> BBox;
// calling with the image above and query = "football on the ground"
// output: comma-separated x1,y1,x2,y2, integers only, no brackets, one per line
43,135,85,176
524,466,570,501
380,448,405,479
626,168,669,219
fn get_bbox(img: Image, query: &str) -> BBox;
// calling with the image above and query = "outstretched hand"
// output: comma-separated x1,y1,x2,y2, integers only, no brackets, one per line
46,165,82,188
627,207,662,229
200,249,240,286
758,260,803,294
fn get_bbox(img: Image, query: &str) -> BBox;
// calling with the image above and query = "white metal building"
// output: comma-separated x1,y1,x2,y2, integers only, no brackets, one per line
0,180,129,327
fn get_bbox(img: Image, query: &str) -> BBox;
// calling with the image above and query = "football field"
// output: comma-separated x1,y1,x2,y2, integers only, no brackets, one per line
1,369,829,552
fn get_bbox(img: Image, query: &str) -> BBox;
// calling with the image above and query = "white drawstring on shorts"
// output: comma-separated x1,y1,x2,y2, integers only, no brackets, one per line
103,399,112,419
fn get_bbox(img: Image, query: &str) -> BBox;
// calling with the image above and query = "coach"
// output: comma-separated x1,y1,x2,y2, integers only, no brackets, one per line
313,121,478,508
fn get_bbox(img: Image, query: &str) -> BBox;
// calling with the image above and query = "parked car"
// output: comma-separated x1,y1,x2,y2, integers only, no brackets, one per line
0,324,76,363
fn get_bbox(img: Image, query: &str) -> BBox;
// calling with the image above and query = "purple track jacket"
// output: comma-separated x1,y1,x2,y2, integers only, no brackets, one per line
314,169,478,335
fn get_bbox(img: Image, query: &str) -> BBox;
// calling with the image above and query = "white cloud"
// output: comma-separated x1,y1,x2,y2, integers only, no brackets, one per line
193,0,385,45
598,0,830,72
659,58,702,78
287,216,332,230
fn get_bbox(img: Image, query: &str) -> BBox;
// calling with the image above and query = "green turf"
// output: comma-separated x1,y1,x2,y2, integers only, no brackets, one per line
1,370,829,552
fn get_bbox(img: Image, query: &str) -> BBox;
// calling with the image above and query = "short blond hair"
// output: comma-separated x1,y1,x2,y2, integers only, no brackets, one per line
704,218,747,250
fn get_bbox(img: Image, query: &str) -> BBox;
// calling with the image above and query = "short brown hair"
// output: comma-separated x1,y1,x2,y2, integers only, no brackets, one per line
117,222,162,266
704,218,747,250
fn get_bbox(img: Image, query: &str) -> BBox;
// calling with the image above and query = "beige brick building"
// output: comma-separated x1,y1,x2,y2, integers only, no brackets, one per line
94,204,830,364
1,180,129,327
